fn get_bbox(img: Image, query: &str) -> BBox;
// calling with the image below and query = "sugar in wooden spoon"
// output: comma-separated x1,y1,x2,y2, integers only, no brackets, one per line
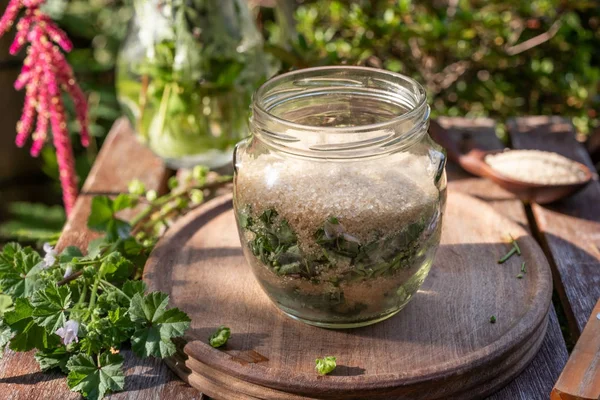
429,120,594,204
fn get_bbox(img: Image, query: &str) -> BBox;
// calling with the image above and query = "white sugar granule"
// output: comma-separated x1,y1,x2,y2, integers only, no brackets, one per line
235,151,440,254
485,150,588,185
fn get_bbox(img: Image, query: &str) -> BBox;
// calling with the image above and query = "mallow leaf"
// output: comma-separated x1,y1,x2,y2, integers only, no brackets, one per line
87,197,131,240
0,320,11,358
4,298,60,351
0,243,43,297
67,352,125,400
31,284,72,333
35,347,71,373
128,292,190,358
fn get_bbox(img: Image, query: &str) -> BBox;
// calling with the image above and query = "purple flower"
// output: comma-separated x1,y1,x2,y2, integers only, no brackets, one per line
56,320,79,345
42,242,57,269
63,264,73,279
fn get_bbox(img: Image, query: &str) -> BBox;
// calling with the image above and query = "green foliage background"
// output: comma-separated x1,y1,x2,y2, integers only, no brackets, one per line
266,0,599,135
47,0,600,138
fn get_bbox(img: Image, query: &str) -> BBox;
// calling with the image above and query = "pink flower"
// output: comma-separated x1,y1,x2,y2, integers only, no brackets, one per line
0,1,89,215
63,264,73,279
41,242,57,268
56,319,79,345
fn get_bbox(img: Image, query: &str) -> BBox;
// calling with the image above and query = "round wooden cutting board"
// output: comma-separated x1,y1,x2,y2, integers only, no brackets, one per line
144,191,552,400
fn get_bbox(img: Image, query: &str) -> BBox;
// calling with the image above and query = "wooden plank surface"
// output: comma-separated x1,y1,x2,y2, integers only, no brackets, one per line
507,116,600,337
552,298,600,400
439,117,569,400
0,119,202,399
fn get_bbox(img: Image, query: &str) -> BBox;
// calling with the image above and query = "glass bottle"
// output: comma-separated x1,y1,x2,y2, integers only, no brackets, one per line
117,0,268,169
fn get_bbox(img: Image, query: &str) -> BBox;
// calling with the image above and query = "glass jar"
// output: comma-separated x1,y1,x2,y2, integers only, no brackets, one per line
233,66,447,329
116,0,268,169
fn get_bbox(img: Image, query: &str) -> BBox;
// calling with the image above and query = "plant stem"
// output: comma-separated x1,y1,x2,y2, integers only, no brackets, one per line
58,270,83,286
76,284,88,308
157,82,172,138
498,246,517,264
130,176,232,230
88,277,101,320
100,280,131,300
510,235,521,255
77,259,103,266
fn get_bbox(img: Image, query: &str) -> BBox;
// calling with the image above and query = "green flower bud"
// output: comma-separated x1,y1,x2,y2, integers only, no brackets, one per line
128,179,146,195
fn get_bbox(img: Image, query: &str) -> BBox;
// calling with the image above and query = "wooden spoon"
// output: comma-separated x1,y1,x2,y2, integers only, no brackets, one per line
429,120,594,204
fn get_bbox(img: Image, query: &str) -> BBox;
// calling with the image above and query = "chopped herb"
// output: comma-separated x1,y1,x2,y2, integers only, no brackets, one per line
521,262,526,273
490,315,497,324
240,207,432,322
498,247,517,264
516,274,523,279
315,356,337,375
510,235,521,255
208,326,230,348
498,235,522,264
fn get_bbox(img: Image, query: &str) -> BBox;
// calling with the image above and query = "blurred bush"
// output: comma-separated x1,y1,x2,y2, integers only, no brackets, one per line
265,0,600,135
47,0,600,140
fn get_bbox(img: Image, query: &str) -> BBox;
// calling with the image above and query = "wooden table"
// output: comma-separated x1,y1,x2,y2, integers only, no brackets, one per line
1,116,598,399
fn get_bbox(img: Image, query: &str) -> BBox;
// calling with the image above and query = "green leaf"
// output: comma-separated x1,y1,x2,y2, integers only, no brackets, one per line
122,280,146,299
0,294,13,316
276,221,296,245
107,219,131,241
59,246,83,264
35,347,71,372
315,356,337,375
104,308,135,346
31,285,72,333
4,297,34,324
0,320,11,358
128,292,190,358
121,238,150,270
5,298,60,351
0,244,43,297
87,196,114,232
101,254,134,283
87,237,108,260
67,352,125,400
96,290,122,312
112,194,133,212
88,196,132,241
7,320,52,352
208,325,230,348
80,308,134,353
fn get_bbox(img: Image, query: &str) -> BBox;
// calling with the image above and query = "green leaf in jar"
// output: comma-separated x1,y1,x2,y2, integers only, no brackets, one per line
259,209,278,226
276,262,302,275
275,221,296,245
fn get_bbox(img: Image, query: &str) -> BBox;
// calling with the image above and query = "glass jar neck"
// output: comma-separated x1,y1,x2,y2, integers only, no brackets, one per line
251,66,429,160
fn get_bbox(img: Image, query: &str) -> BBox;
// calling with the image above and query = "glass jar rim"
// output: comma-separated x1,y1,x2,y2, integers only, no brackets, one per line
253,65,428,134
